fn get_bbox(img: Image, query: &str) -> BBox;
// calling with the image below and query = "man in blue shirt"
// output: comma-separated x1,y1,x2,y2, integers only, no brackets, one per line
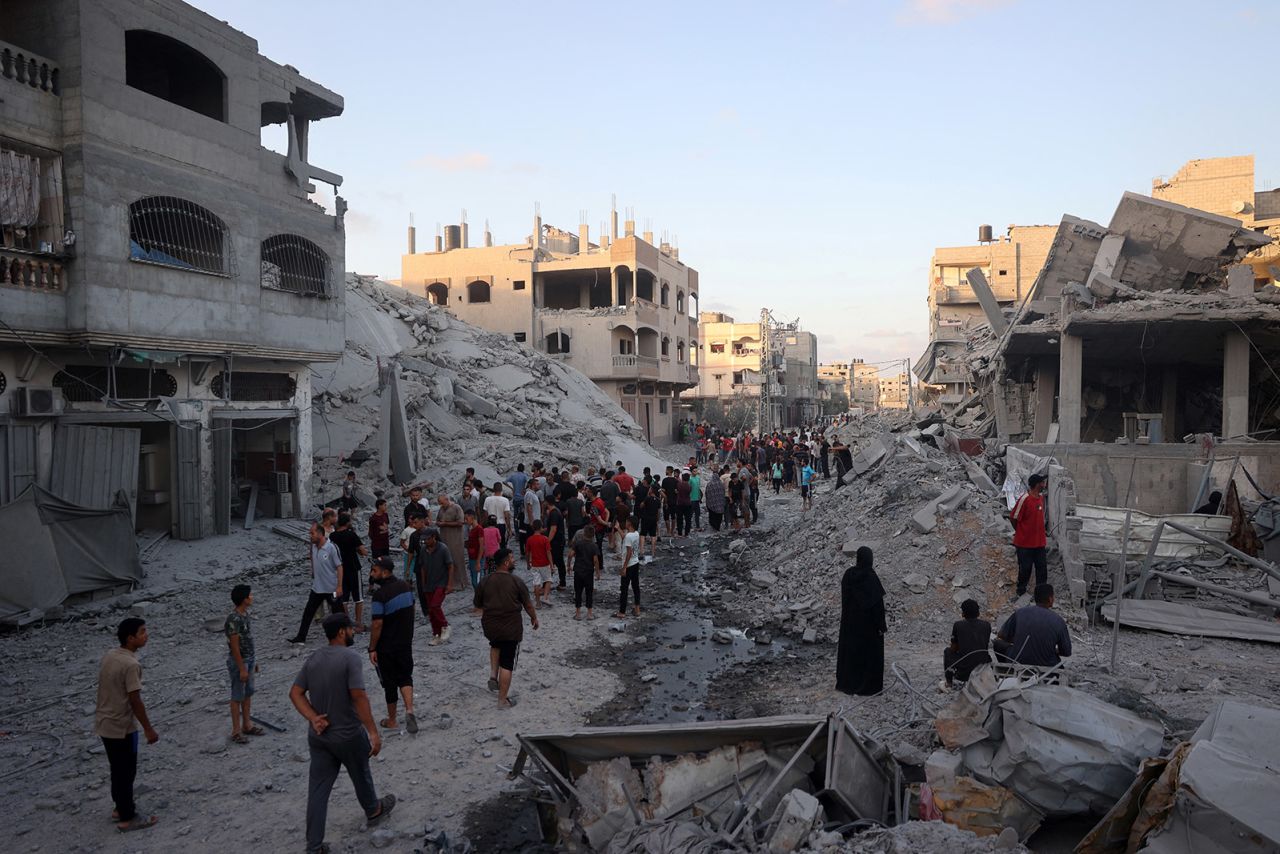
995,584,1072,667
800,462,816,510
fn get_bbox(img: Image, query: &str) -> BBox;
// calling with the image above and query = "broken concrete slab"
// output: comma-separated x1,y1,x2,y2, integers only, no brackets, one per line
1100,599,1280,644
766,789,823,854
451,384,498,418
910,484,969,534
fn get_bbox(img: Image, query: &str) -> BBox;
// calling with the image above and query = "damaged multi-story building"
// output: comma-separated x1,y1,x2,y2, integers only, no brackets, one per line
399,209,697,443
0,0,345,538
914,224,1056,409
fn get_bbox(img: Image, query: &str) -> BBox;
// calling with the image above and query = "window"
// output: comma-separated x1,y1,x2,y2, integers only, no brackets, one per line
514,332,526,343
513,280,526,290
53,365,177,402
710,342,725,354
618,338,634,355
659,398,668,414
732,371,744,385
1,145,66,257
661,337,670,357
467,280,491,303
676,290,684,313
546,332,570,354
125,31,227,122
211,371,296,401
660,282,669,306
261,234,330,297
426,283,448,305
129,196,232,275
998,269,1008,276
677,340,685,363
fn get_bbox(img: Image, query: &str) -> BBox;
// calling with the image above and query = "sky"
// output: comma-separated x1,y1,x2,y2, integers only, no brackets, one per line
200,0,1278,374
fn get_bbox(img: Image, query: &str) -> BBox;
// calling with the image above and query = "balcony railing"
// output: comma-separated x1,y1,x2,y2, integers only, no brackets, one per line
613,354,660,376
0,41,60,95
1,249,64,291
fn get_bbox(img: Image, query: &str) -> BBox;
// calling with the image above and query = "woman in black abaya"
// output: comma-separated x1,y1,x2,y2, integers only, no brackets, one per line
836,546,886,695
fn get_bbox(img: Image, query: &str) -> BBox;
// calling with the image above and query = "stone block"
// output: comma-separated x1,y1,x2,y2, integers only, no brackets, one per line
129,601,155,618
925,749,963,788
766,789,824,854
801,628,818,644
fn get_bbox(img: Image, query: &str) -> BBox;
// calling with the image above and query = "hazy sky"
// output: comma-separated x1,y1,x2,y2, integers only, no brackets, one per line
201,0,1276,373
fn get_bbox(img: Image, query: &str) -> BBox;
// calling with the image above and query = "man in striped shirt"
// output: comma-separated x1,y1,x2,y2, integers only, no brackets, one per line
367,557,418,734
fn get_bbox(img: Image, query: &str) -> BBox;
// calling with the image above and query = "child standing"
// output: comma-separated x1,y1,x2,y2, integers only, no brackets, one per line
225,584,263,744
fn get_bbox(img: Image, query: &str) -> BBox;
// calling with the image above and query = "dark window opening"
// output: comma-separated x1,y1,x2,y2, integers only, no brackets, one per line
546,332,570,354
659,398,668,414
514,332,527,343
53,365,177,402
467,280,491,303
660,282,669,306
676,290,684,313
129,196,232,275
513,280,526,291
425,283,448,305
618,338,634,355
636,269,655,302
998,269,1008,276
661,337,670,357
710,342,725,354
261,234,330,297
125,30,227,122
211,371,296,401
733,371,744,385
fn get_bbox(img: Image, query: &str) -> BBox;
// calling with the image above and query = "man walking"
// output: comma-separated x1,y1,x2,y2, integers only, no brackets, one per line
435,493,467,593
484,481,513,544
703,468,726,531
1011,474,1049,598
367,557,418,734
525,519,555,608
545,497,566,590
330,514,367,631
615,517,642,619
96,618,159,833
411,529,453,645
995,584,1072,667
289,527,345,644
474,549,540,708
290,613,395,854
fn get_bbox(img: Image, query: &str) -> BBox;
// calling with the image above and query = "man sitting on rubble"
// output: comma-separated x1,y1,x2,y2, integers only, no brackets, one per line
943,598,991,688
993,583,1071,668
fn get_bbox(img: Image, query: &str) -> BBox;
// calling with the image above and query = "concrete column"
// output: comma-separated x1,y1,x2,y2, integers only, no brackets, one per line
611,267,619,306
1161,368,1178,442
1032,358,1057,442
1222,330,1250,439
1058,333,1083,443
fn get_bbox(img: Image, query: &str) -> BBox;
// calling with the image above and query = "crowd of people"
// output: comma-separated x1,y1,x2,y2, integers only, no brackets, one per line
91,416,1067,851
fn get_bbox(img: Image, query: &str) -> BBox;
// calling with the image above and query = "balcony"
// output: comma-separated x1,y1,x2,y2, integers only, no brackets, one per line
613,354,660,377
0,41,60,95
1,249,64,291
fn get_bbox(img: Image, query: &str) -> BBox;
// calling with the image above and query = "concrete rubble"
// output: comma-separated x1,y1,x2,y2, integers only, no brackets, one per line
310,273,668,501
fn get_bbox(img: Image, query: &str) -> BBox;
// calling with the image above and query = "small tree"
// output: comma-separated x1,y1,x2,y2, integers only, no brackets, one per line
822,391,850,416
691,397,757,434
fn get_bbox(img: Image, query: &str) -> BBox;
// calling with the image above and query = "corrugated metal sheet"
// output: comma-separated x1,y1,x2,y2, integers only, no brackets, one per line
1076,504,1234,560
175,423,203,540
49,424,140,514
1,423,38,504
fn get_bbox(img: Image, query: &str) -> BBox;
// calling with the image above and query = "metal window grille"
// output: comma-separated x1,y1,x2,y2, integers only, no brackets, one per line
210,371,296,402
128,196,232,275
261,234,331,297
53,365,176,402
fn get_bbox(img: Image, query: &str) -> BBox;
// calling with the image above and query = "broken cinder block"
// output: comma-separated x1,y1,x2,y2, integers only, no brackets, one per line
767,789,824,854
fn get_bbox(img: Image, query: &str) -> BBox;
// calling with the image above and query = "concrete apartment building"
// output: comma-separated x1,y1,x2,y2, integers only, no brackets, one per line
914,224,1056,406
878,371,911,410
399,213,697,443
0,0,345,538
818,359,880,411
689,312,819,429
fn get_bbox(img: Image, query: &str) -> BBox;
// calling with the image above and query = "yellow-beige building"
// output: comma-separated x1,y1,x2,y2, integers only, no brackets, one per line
914,224,1056,406
399,213,698,443
878,371,912,410
818,359,880,411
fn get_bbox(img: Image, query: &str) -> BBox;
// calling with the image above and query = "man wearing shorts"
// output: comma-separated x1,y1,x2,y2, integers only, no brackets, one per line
473,549,539,709
800,460,815,511
330,513,367,631
225,584,262,744
367,557,418,734
525,520,554,608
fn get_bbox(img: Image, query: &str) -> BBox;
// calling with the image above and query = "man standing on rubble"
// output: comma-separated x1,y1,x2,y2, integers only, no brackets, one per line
435,493,467,593
995,583,1071,667
1010,474,1049,598
474,548,539,709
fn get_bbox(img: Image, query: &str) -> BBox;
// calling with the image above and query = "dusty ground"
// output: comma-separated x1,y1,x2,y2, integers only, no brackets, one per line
5,453,1279,853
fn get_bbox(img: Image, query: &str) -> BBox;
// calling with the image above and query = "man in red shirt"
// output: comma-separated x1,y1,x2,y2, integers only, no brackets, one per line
1010,474,1048,597
525,520,554,608
613,466,635,496
367,499,391,558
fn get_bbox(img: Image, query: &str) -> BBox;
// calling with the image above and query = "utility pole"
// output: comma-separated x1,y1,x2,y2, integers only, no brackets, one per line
759,308,772,435
904,358,913,413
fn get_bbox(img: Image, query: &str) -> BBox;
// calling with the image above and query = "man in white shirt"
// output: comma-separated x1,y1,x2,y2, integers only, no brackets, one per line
483,481,513,544
615,518,642,619
289,528,345,643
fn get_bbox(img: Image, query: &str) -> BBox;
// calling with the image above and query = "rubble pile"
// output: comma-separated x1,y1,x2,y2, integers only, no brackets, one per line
311,274,667,499
727,415,1021,646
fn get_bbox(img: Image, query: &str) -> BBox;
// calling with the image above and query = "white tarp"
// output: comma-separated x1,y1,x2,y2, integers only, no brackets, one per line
1003,446,1053,510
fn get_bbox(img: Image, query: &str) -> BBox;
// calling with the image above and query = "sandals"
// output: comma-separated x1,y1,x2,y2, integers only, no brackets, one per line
366,794,397,826
499,697,518,709
243,725,266,737
380,718,398,729
405,713,419,734
487,677,499,692
230,732,249,744
117,815,158,833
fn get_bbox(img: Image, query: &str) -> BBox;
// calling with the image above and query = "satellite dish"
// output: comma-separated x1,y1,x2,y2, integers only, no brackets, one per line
1232,199,1250,214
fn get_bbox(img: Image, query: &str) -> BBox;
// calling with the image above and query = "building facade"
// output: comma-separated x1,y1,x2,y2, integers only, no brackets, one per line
878,372,911,410
0,0,345,538
914,224,1055,407
818,359,880,411
689,312,819,429
400,214,697,443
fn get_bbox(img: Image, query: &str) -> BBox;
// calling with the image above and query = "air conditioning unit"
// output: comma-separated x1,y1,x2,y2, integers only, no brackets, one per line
16,387,64,417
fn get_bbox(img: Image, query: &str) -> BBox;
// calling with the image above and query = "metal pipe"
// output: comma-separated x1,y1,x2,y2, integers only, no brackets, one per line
726,721,825,842
1149,570,1280,609
1162,520,1280,583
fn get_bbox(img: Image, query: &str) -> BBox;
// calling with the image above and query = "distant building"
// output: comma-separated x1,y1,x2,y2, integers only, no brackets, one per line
878,372,912,410
689,313,819,429
0,0,345,538
914,225,1055,408
819,360,880,411
400,213,697,443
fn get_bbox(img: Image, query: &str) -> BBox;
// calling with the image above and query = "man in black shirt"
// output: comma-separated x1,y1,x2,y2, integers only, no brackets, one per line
660,467,680,538
545,500,566,589
330,514,368,632
367,557,418,733
944,599,991,687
